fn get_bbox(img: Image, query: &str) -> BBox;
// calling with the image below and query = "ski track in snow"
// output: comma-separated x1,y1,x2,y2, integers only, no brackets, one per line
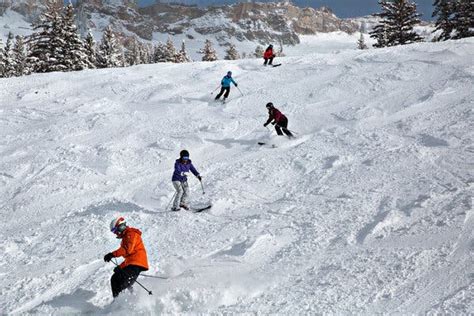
0,39,473,314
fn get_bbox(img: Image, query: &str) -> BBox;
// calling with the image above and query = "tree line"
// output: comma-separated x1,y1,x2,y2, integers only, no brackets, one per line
358,0,472,49
0,1,272,78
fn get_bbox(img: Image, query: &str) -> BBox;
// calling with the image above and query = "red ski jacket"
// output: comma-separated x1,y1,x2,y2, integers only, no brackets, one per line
263,49,274,59
112,227,149,270
265,108,286,125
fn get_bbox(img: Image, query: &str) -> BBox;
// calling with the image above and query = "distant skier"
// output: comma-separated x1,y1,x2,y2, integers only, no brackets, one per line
171,149,202,211
104,216,149,298
215,71,238,102
263,45,275,66
263,102,294,138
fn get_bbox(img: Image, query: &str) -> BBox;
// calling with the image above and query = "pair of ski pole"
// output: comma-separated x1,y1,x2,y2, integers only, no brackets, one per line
211,85,244,97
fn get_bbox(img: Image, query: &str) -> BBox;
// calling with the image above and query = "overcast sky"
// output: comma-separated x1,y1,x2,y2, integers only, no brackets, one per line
137,0,435,19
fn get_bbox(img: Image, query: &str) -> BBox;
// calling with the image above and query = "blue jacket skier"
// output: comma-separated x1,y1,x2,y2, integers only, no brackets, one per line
215,71,238,102
171,149,201,211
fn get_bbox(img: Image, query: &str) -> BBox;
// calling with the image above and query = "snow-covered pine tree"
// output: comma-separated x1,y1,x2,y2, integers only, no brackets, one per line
2,32,16,77
432,0,455,41
200,39,218,61
61,3,91,71
153,42,167,63
84,32,97,67
127,37,141,66
224,43,240,60
357,33,369,49
163,38,177,62
451,0,474,39
27,0,67,73
96,26,122,68
13,35,29,76
0,41,5,78
140,42,153,64
254,45,264,58
370,0,423,47
176,40,191,62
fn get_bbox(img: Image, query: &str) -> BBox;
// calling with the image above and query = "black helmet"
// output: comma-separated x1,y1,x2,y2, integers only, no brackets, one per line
180,149,189,159
266,102,274,109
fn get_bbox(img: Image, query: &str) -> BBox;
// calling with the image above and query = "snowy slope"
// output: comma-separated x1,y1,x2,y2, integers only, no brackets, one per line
1,39,473,314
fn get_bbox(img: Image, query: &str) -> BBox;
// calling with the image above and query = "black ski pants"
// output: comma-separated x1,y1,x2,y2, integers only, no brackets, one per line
111,265,142,297
264,57,274,65
275,117,293,137
215,87,230,100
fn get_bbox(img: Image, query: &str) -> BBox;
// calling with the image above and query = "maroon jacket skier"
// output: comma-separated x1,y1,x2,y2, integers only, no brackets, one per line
263,102,293,137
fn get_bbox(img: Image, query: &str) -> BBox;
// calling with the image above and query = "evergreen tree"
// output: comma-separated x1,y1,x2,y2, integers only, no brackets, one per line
0,40,5,78
61,3,91,71
153,42,167,62
164,38,177,62
127,37,141,66
451,0,474,39
2,32,16,77
176,40,191,62
200,39,218,61
13,35,29,76
84,32,97,67
432,0,455,41
27,0,67,73
224,43,240,60
254,45,264,58
357,33,369,49
370,0,423,47
96,26,122,68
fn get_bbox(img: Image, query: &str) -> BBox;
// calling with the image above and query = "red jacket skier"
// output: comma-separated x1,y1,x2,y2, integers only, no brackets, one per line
263,45,275,66
263,102,293,137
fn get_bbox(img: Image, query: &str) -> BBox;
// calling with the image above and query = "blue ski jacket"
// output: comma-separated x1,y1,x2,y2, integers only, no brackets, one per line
221,75,237,88
172,159,200,182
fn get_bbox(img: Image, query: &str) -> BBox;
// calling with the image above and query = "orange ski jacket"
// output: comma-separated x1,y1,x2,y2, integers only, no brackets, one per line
112,227,149,270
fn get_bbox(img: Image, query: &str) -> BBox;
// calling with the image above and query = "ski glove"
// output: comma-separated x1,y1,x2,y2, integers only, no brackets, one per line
235,83,238,87
263,123,268,127
104,253,114,262
197,175,202,181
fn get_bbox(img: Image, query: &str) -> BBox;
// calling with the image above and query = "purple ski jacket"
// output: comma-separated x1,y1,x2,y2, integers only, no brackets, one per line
172,159,200,182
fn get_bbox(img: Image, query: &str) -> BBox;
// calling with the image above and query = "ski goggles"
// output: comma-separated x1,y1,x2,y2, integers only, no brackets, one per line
182,156,189,161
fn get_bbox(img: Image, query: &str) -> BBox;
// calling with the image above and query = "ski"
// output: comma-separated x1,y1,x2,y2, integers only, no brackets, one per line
272,64,282,67
192,205,212,213
258,142,277,148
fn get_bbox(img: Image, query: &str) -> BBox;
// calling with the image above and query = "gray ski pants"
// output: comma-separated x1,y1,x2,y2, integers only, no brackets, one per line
172,181,189,208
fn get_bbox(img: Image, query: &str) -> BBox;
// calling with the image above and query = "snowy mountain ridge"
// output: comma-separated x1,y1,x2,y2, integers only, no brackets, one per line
1,38,473,314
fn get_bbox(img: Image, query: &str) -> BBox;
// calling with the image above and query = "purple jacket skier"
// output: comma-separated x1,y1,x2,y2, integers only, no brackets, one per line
171,150,201,211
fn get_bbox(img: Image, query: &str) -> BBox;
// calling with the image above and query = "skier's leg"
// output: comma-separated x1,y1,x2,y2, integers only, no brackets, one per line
111,270,125,297
180,181,189,208
121,265,140,290
172,181,183,210
280,118,293,137
223,87,230,99
215,87,224,100
269,57,274,65
275,125,283,135
263,58,268,65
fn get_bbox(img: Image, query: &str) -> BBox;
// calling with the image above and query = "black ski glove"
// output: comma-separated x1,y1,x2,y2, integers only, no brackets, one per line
104,253,114,262
113,266,122,274
235,83,238,87
197,175,202,181
263,123,268,127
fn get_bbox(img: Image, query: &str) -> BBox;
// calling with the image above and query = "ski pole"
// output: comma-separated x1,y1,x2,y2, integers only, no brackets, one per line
200,180,206,195
111,260,153,295
141,274,168,279
211,85,220,94
236,86,244,96
166,191,177,211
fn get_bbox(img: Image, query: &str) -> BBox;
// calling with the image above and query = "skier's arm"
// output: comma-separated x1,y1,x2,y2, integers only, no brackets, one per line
264,113,274,126
231,78,237,86
190,163,200,177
